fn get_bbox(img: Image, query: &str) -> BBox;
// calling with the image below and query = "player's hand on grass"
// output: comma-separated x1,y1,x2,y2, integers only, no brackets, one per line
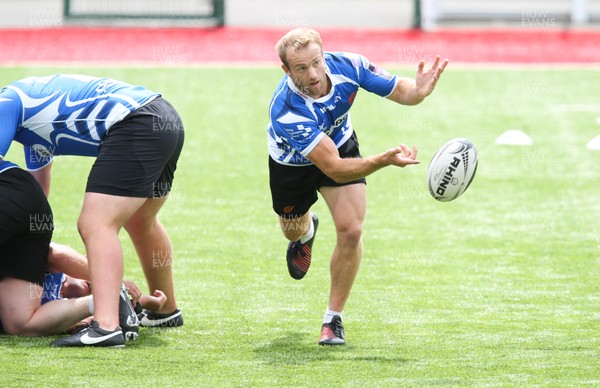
385,144,420,167
140,290,168,312
415,55,448,99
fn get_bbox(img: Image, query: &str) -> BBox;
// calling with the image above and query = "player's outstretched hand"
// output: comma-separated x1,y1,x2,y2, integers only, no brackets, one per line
416,55,449,98
385,144,420,167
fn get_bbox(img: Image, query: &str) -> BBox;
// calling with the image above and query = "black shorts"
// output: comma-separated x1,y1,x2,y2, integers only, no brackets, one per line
269,132,366,218
0,168,53,285
86,97,185,198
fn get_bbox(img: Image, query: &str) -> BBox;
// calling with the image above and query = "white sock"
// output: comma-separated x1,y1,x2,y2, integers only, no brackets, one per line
299,215,314,244
88,297,95,315
323,308,343,324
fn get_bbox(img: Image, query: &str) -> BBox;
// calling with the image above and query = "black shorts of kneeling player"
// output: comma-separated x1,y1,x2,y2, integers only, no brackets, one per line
0,167,53,285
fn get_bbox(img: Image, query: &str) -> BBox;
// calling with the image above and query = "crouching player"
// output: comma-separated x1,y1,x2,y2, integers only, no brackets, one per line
0,160,94,337
0,160,141,347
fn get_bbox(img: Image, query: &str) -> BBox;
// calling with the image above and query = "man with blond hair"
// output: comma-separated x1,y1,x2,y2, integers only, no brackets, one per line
267,28,447,345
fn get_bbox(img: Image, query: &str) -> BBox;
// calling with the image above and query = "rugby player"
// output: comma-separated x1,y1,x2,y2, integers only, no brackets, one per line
267,28,447,345
0,159,93,337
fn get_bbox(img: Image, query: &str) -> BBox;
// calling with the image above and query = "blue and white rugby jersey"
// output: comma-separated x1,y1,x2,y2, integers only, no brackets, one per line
0,74,159,170
267,52,398,166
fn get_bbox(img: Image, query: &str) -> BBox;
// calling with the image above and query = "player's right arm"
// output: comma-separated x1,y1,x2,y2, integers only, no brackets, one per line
306,135,419,184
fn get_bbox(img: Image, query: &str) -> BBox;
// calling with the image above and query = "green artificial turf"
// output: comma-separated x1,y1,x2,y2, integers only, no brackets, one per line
0,66,598,386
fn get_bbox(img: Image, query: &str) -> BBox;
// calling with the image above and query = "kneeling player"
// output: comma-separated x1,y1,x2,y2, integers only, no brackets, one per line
0,160,94,337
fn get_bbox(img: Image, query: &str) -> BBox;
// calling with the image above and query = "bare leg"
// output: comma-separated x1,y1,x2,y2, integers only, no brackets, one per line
0,277,91,336
124,196,177,314
78,192,146,331
320,184,366,312
279,212,312,241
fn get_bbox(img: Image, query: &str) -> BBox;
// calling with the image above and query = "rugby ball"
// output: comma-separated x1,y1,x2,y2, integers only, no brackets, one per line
427,138,478,202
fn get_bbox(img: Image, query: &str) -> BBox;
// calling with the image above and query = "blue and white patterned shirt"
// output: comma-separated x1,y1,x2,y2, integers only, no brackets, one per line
267,52,398,166
0,74,159,170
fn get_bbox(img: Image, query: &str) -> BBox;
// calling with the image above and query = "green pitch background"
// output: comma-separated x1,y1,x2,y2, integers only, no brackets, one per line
0,66,598,386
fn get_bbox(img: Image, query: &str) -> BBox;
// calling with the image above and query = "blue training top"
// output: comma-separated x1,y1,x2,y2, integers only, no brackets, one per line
267,51,398,166
0,74,159,170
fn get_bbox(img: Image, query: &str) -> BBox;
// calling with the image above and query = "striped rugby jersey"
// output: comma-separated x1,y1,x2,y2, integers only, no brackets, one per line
0,74,159,170
267,52,398,166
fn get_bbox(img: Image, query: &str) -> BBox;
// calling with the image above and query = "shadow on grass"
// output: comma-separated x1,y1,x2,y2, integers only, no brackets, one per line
254,332,410,366
131,328,175,348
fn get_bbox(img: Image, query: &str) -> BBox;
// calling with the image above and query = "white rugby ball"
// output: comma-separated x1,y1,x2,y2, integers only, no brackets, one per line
427,138,478,202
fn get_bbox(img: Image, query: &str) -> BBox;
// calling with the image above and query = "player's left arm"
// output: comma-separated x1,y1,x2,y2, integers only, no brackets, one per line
0,97,20,159
387,55,449,106
307,134,419,184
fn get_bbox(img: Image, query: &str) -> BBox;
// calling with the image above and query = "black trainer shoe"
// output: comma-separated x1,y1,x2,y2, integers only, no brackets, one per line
138,309,183,327
119,284,140,341
65,321,90,335
50,321,125,348
318,315,345,345
286,213,319,280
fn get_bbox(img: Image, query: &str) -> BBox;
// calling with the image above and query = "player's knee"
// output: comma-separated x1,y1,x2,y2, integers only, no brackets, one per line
76,215,95,241
336,222,363,245
1,317,32,336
